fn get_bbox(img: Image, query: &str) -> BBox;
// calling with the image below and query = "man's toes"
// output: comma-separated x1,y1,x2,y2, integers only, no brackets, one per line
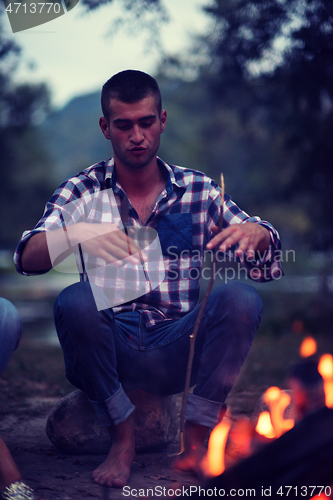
92,475,103,485
112,475,127,488
92,470,110,486
92,472,100,483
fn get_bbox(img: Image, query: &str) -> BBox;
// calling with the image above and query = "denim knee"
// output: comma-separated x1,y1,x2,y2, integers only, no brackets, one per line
0,298,22,374
210,281,263,323
56,280,98,321
55,281,96,315
0,297,22,346
54,281,116,349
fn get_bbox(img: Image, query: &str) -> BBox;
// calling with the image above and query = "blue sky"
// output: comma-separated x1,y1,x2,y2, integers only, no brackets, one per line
4,0,210,108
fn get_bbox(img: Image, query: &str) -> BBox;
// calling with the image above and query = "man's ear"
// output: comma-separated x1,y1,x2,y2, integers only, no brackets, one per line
160,110,167,133
99,116,111,140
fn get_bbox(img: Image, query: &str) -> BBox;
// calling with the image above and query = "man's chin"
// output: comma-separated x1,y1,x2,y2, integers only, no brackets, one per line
125,161,149,170
115,149,159,170
124,155,154,170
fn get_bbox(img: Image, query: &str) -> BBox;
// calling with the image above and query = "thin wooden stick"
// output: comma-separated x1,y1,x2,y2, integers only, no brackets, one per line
179,174,225,453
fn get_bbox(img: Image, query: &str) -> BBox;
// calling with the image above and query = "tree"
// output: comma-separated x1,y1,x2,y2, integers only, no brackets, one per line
194,0,333,249
81,0,168,48
0,3,54,249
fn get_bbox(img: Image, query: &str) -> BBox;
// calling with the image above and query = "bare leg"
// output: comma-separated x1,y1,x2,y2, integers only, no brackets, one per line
173,421,209,477
0,436,22,491
92,414,135,488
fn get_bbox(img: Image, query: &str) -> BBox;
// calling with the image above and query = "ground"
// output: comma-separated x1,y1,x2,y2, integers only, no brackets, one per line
0,405,200,499
1,271,333,499
1,385,270,500
0,328,324,500
0,371,202,500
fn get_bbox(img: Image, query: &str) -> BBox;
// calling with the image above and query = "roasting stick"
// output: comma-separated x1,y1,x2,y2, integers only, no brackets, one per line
179,173,225,453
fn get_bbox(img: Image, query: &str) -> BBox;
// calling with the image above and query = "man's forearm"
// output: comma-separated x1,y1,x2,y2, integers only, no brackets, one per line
21,225,79,272
20,222,141,273
21,232,52,273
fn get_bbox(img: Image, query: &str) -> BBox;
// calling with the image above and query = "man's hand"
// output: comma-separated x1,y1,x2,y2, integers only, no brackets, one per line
21,222,145,273
206,222,271,259
68,222,144,266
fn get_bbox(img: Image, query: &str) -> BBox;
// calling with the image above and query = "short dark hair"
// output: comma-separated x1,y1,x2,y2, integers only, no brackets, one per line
101,70,162,120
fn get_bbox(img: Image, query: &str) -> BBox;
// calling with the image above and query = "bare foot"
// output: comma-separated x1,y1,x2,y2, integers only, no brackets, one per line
173,421,209,478
92,414,135,488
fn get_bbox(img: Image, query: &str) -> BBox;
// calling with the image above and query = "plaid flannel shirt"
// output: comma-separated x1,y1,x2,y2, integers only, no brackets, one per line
14,157,282,328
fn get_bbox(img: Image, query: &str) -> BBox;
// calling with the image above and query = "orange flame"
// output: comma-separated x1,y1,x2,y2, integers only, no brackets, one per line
299,336,317,358
255,411,275,439
264,386,281,402
318,354,333,408
201,418,232,477
262,387,294,438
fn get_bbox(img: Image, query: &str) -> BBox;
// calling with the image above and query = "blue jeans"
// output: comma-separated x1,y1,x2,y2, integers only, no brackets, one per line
0,298,22,375
54,281,262,428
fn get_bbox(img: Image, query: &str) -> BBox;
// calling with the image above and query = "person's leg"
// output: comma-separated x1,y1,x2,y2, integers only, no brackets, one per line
129,282,262,473
0,436,21,492
176,282,263,472
0,299,22,489
0,298,22,375
186,282,263,422
0,301,44,498
54,282,136,487
138,282,262,419
0,438,44,499
91,412,135,488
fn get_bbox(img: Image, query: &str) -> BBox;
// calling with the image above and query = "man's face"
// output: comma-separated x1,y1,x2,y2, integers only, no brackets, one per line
99,95,167,170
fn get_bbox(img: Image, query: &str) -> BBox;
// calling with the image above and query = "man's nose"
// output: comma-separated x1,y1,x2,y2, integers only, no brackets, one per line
130,125,144,144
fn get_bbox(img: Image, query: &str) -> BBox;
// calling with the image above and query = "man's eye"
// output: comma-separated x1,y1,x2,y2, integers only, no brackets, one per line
117,124,131,130
141,121,154,128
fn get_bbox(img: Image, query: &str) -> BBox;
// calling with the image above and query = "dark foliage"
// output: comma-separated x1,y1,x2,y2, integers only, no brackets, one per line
0,4,54,249
198,0,333,249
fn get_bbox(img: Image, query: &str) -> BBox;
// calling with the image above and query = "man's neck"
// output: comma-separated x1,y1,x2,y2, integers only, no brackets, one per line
114,157,165,197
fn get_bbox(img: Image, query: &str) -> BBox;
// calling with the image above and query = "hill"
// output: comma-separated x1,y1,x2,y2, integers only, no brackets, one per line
42,92,111,183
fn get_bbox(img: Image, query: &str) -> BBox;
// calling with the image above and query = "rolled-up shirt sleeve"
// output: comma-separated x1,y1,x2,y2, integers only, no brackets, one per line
14,178,87,276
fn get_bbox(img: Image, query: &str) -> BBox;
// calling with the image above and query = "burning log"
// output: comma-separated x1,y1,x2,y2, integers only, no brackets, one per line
184,360,330,500
262,386,294,437
186,406,333,500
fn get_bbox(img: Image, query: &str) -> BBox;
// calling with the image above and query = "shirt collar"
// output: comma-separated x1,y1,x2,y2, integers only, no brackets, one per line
104,157,116,188
157,157,186,191
102,156,186,194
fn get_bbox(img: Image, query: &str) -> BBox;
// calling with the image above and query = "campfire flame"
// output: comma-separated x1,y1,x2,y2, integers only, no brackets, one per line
255,411,275,439
260,387,294,438
318,354,333,408
299,336,317,358
201,418,232,477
